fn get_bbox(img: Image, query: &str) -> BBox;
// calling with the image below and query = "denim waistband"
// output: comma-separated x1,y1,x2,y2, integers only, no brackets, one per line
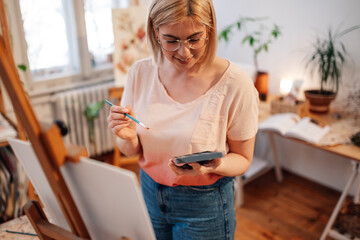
141,168,234,190
183,176,234,190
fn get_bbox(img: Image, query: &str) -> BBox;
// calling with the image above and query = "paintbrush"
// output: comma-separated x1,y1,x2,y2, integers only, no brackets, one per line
105,100,149,130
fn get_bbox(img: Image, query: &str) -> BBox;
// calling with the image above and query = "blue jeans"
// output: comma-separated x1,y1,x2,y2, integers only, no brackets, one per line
140,169,236,240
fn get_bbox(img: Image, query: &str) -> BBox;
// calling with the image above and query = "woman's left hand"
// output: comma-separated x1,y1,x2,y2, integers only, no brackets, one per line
168,158,221,176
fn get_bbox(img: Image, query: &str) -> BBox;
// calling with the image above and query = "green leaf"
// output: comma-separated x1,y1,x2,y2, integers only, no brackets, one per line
255,47,262,54
241,35,251,45
218,15,282,71
340,42,346,54
337,51,344,63
263,44,268,52
219,28,231,42
17,64,27,72
84,101,105,121
249,36,255,46
236,22,241,29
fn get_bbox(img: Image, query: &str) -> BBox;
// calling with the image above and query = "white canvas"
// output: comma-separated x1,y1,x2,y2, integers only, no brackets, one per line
8,138,71,231
8,138,155,240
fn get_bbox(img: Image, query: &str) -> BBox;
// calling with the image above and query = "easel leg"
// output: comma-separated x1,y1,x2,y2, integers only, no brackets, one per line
320,161,359,240
267,132,283,182
24,200,87,240
24,200,52,240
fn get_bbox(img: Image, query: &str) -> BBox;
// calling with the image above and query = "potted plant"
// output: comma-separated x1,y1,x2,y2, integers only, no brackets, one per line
84,100,105,156
304,25,360,113
219,17,282,100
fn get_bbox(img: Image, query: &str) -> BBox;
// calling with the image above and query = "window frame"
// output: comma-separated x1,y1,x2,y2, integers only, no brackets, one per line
6,0,134,96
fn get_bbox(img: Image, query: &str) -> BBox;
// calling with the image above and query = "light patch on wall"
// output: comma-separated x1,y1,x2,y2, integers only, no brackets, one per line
280,77,293,96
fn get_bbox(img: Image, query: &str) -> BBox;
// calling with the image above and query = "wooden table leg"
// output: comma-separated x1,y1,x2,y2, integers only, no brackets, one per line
267,132,283,182
354,164,360,204
320,161,359,240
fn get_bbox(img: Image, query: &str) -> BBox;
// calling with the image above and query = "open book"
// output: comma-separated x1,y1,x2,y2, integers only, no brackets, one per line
259,113,330,144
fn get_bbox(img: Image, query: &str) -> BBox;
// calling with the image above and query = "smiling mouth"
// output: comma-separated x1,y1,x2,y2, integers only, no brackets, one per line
176,57,193,64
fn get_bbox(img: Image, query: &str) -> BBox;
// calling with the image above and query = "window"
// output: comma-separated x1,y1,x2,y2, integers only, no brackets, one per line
84,0,129,68
11,0,130,92
19,0,80,80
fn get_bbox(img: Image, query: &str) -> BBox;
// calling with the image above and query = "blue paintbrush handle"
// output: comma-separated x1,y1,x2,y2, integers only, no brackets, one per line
105,100,149,130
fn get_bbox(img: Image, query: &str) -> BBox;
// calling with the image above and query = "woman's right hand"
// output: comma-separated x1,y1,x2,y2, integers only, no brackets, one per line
107,105,137,141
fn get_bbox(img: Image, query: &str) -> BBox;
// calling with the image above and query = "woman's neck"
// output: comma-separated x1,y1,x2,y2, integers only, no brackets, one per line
161,59,204,78
157,57,229,104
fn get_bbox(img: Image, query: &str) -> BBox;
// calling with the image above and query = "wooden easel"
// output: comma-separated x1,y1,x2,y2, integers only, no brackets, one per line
0,0,90,239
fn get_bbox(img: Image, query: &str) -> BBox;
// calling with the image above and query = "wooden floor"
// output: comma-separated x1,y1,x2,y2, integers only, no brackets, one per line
103,154,341,240
235,170,339,240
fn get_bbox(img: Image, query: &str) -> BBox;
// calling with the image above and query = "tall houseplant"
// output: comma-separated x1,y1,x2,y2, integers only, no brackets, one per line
219,17,281,100
305,25,360,113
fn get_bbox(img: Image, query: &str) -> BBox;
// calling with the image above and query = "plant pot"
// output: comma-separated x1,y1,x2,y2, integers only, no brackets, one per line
304,90,337,113
254,71,268,101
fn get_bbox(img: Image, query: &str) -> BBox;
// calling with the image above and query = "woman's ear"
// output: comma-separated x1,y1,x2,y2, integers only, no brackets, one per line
153,26,159,41
206,26,211,36
150,19,159,41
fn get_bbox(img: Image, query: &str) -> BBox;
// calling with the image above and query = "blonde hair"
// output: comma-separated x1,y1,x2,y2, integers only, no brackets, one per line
147,0,217,68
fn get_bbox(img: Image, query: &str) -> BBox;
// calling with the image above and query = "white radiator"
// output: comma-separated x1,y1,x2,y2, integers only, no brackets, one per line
52,82,115,156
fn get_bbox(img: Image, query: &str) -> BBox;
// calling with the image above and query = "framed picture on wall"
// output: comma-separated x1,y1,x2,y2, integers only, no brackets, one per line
112,6,149,86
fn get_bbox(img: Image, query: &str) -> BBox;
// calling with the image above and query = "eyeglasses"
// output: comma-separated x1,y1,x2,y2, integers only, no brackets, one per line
158,37,208,52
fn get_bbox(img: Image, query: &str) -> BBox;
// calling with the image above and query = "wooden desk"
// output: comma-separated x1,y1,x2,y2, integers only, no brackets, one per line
264,103,360,240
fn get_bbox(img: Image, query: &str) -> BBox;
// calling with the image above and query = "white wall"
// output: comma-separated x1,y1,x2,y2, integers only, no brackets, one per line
214,0,360,98
213,0,360,194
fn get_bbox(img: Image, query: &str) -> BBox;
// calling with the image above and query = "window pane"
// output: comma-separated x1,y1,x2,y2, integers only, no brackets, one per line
84,0,129,69
19,0,80,81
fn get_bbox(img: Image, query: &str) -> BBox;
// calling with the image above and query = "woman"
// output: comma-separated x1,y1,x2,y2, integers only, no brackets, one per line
107,0,259,239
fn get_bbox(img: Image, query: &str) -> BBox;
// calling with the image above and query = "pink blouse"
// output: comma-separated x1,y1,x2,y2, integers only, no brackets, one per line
121,58,259,186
